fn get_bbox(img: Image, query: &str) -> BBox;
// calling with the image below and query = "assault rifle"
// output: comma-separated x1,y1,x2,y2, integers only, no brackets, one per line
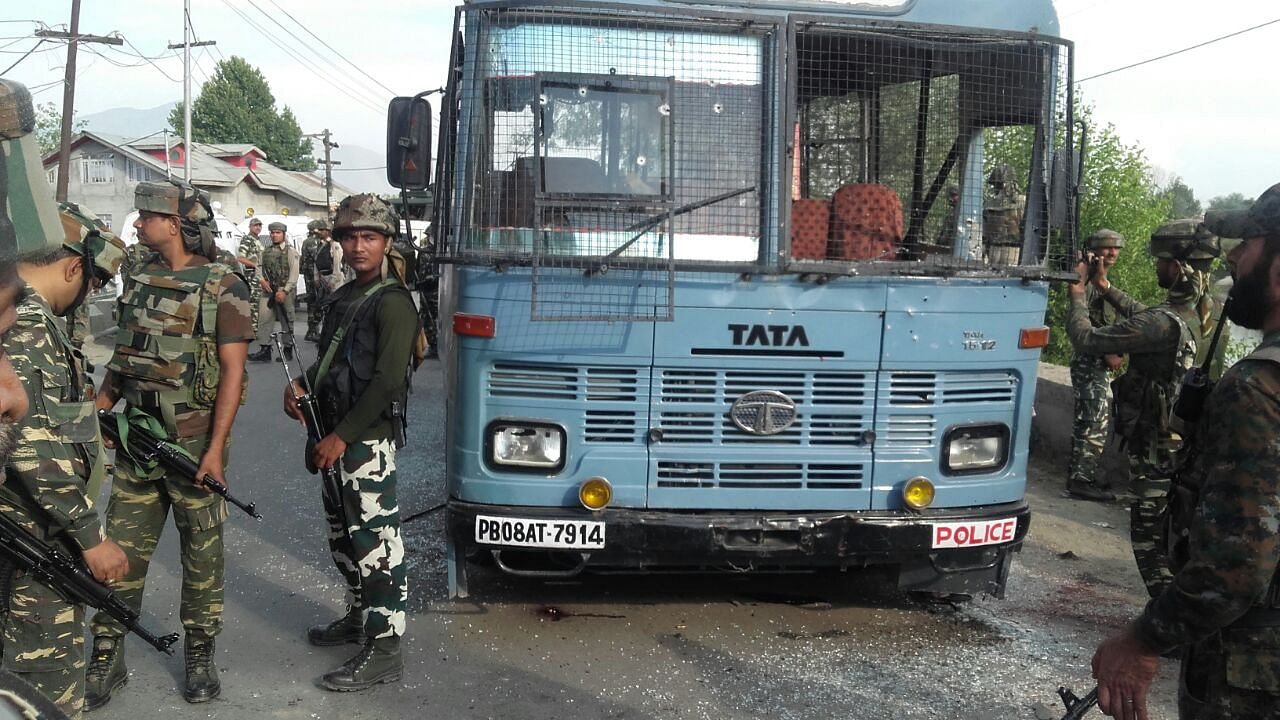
1057,686,1098,719
0,511,179,654
272,332,356,578
98,411,262,520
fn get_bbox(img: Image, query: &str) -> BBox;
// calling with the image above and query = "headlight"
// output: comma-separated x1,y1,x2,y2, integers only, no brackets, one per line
487,421,565,471
942,424,1009,474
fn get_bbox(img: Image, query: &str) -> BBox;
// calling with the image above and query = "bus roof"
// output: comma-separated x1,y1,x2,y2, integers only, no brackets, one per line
461,0,1061,38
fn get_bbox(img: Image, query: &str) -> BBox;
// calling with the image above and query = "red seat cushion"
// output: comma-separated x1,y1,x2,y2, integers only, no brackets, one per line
790,198,830,260
830,183,904,261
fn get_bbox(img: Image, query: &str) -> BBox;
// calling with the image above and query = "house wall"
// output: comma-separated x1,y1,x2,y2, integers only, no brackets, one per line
46,140,327,232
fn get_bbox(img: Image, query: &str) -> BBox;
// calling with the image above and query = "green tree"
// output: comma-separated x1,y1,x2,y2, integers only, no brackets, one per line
169,56,315,171
1207,193,1252,212
986,102,1171,364
1161,176,1201,219
35,102,86,157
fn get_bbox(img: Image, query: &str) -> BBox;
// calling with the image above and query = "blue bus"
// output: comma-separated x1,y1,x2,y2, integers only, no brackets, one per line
389,0,1079,599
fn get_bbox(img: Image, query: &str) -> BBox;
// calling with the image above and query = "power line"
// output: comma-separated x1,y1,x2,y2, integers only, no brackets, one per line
263,0,400,98
1078,16,1280,83
121,36,180,82
0,39,45,75
330,166,386,171
216,0,385,116
241,0,392,110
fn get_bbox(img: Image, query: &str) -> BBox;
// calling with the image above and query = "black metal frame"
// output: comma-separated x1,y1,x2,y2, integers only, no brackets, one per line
483,418,569,474
939,422,1011,477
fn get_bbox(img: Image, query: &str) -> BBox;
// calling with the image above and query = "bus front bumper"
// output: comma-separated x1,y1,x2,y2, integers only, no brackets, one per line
447,500,1030,597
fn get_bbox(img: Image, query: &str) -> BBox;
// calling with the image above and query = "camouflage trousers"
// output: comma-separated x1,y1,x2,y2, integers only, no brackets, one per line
1068,356,1112,488
1179,631,1280,719
0,511,85,719
323,438,407,639
1127,428,1181,598
246,280,262,338
307,287,327,337
91,434,229,639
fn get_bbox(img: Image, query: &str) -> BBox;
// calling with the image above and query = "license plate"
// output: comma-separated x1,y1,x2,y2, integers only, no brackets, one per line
931,518,1018,549
475,515,606,550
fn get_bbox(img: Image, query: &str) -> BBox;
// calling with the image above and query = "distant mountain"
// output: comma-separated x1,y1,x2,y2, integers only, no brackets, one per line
325,143,393,195
80,102,393,195
81,102,177,140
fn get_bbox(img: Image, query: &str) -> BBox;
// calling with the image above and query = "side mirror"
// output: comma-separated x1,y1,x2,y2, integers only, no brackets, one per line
387,96,433,190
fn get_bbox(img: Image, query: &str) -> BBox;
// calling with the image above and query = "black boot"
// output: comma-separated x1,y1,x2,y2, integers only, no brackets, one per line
307,607,366,647
183,633,221,703
84,636,127,711
283,344,294,361
1066,479,1116,502
304,328,319,343
247,345,272,362
319,636,403,692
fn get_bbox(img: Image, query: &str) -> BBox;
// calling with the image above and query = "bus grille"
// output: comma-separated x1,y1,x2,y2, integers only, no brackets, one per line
656,461,864,489
488,363,643,443
656,369,870,446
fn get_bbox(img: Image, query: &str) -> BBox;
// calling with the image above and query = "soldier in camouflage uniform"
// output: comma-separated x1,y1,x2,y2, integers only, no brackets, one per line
1091,184,1280,720
86,180,252,708
310,220,345,344
283,194,418,691
236,217,264,338
300,219,323,341
1067,229,1128,502
248,222,299,362
983,166,1025,265
0,79,37,463
57,203,111,360
3,206,130,719
1066,219,1222,599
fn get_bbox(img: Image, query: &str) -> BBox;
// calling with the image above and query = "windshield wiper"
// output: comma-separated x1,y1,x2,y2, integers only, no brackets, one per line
584,185,756,276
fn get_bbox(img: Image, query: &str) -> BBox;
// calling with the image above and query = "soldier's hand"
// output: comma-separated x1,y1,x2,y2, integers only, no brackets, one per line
274,290,286,304
195,451,227,492
312,432,347,470
1092,624,1158,720
1105,354,1125,371
258,277,271,292
1070,261,1089,295
283,381,304,424
83,538,129,584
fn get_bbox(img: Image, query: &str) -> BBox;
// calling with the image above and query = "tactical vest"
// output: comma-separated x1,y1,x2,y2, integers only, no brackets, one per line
1111,303,1201,443
262,243,292,290
314,240,335,276
108,260,233,427
316,280,416,447
27,302,108,500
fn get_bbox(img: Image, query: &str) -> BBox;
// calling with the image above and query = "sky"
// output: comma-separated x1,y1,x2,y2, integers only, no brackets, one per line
2,0,1276,202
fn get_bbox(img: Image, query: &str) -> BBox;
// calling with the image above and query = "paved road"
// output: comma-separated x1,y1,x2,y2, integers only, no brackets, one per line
83,324,1179,719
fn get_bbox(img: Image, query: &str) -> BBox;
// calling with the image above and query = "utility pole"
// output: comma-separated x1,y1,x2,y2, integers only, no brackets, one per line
167,0,215,183
307,129,340,209
37,2,123,202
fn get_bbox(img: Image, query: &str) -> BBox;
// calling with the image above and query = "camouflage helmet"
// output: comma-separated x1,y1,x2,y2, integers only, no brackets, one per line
248,216,263,228
333,193,398,238
1150,219,1220,263
307,217,331,232
987,165,1016,185
267,221,287,233
1204,183,1280,240
1,79,62,263
1087,228,1125,250
57,201,127,278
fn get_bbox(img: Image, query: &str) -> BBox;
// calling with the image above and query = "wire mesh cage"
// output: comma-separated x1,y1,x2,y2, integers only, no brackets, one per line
431,5,1078,322
787,20,1075,275
442,5,771,320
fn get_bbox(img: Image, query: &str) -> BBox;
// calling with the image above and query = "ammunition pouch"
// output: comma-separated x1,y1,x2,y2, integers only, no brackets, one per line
1111,371,1147,441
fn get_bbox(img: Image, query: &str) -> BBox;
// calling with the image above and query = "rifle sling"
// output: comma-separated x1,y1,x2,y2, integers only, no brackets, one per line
314,278,397,388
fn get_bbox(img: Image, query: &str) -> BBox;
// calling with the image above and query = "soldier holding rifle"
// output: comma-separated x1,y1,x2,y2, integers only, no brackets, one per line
282,194,420,691
86,180,251,708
